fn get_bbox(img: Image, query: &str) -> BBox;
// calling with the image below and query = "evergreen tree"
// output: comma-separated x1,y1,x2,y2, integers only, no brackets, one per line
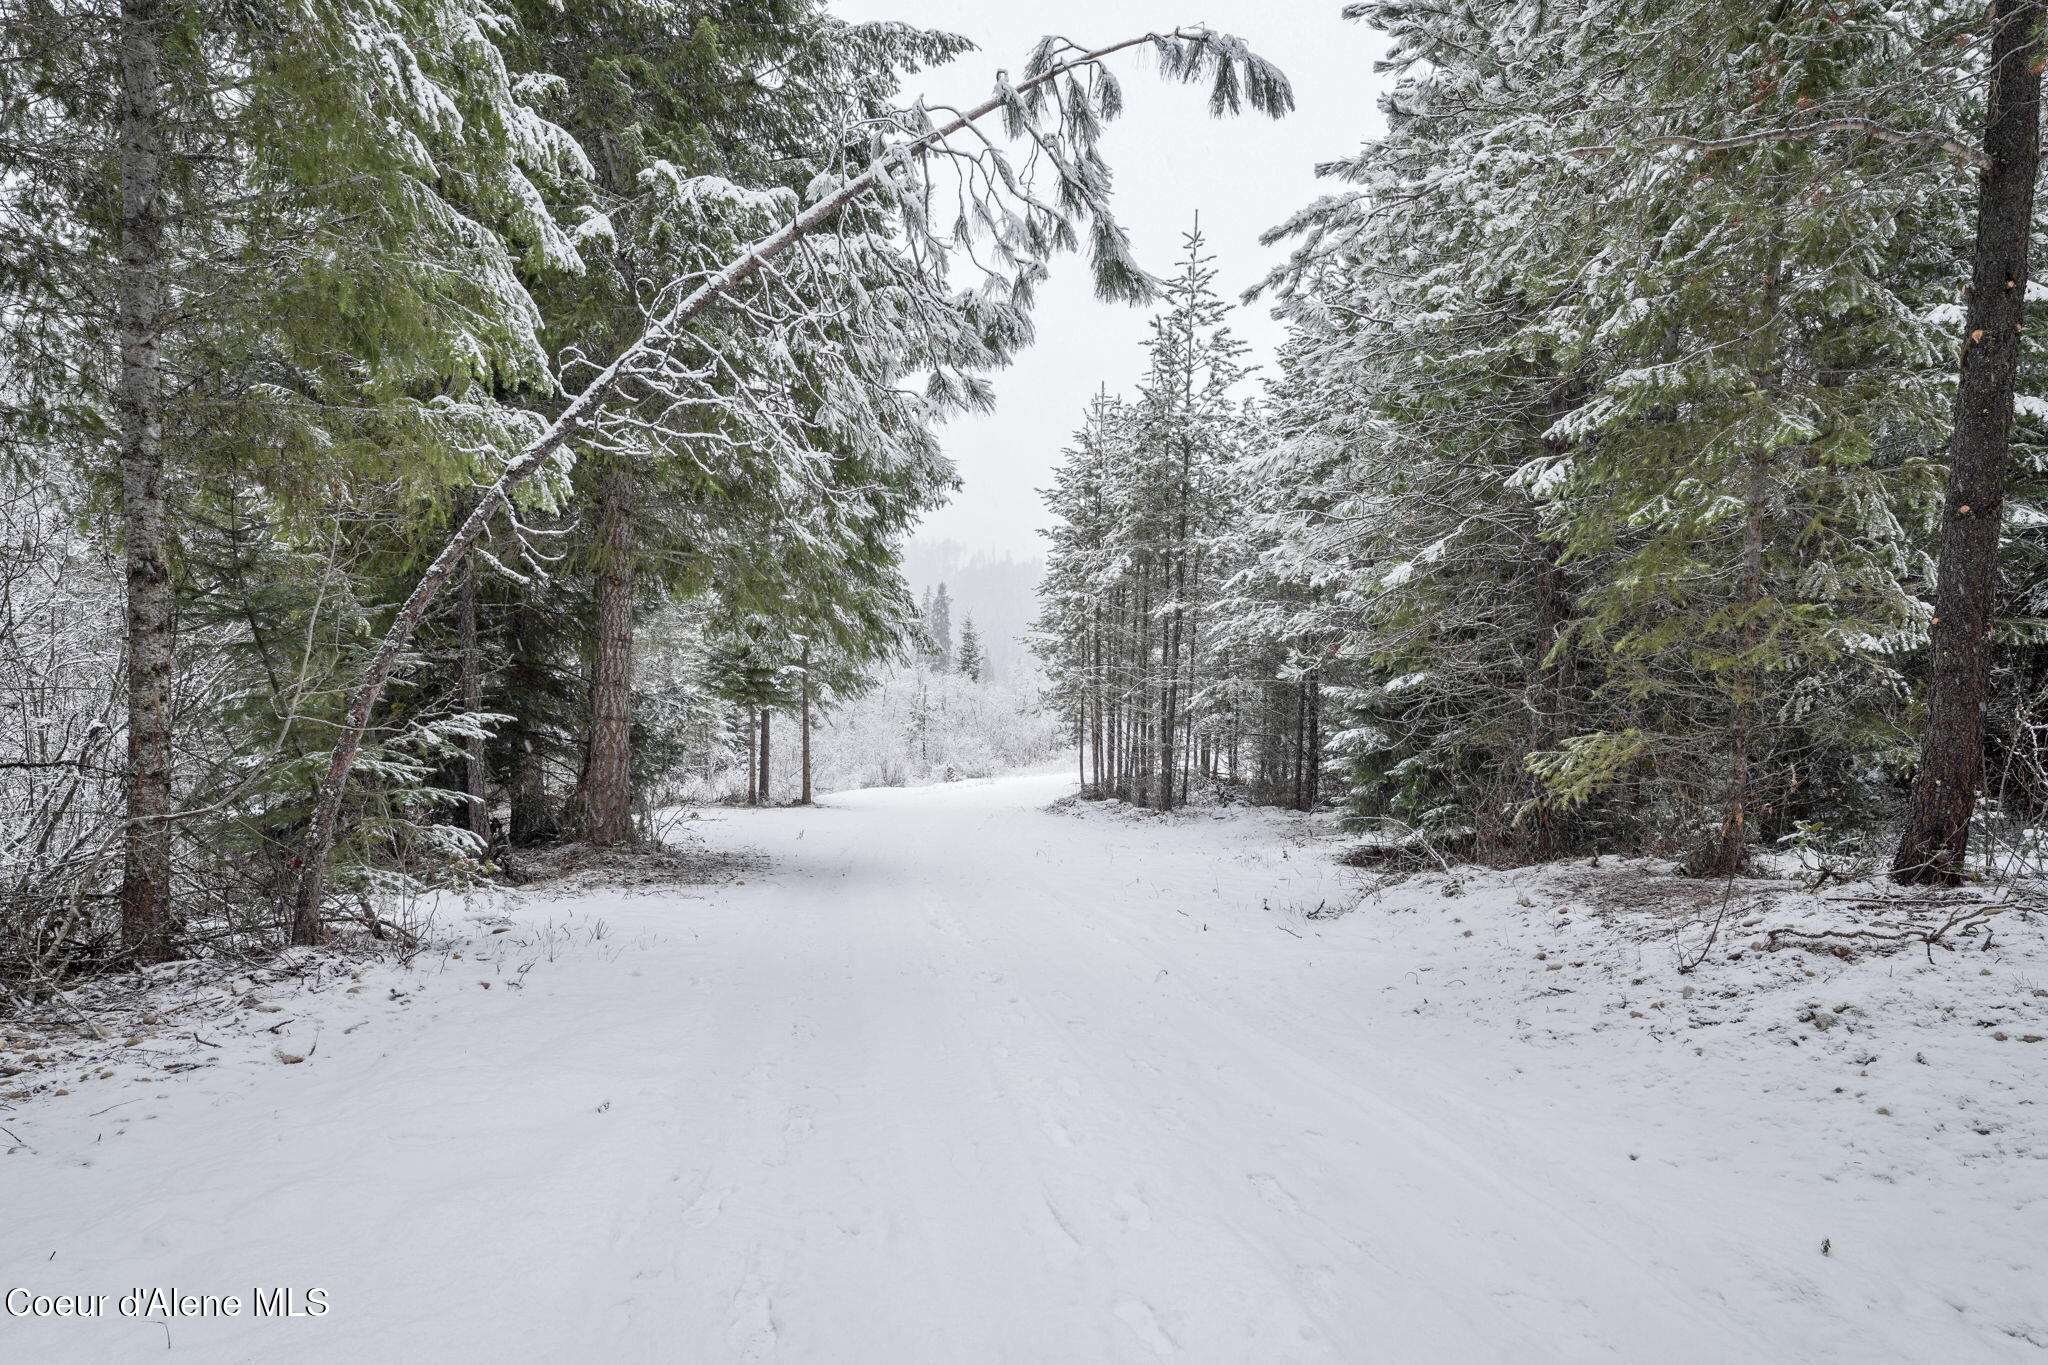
498,2,969,846
925,584,955,670
1035,227,1257,809
3,0,594,952
1248,0,1975,865
956,616,986,682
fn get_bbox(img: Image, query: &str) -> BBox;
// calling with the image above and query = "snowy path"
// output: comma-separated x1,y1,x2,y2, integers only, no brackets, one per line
3,772,2041,1362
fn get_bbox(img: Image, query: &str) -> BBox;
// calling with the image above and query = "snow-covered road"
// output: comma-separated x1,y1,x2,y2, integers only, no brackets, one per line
3,772,2041,1362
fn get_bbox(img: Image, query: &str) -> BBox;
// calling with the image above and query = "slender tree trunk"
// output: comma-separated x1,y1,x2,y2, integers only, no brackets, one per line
745,710,758,806
1895,0,2045,884
1306,668,1321,809
1294,679,1310,810
579,458,636,847
1694,445,1770,878
800,660,813,806
1229,706,1239,785
116,0,174,963
1138,570,1154,807
1524,538,1572,859
758,708,772,805
457,536,489,846
1159,551,1183,812
1107,695,1119,798
1090,615,1104,795
1522,382,1581,860
507,592,558,846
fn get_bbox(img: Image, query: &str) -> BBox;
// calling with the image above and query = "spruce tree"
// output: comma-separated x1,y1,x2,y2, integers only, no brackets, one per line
1035,228,1254,810
926,584,955,671
956,616,986,682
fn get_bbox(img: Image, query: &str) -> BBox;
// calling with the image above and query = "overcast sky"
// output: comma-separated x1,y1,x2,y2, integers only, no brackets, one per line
827,1,1393,557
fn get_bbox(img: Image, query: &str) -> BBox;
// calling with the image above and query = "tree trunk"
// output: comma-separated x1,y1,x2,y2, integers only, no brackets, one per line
116,0,174,964
1521,381,1582,860
800,658,813,806
1137,572,1153,807
745,710,758,806
758,707,772,805
1692,445,1770,878
507,592,559,846
1090,613,1104,795
579,458,636,847
1894,0,2045,884
1524,539,1572,859
457,538,489,846
1305,667,1321,809
1159,550,1184,812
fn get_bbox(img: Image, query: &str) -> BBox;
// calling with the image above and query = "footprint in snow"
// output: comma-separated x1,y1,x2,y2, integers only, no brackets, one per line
782,1105,813,1139
1116,1299,1177,1356
1039,1193,1084,1254
1248,1171,1304,1216
681,1187,727,1228
725,1279,778,1363
1113,1189,1153,1231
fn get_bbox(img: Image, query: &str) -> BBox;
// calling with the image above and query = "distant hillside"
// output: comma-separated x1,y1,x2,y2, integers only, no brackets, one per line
899,538,1045,683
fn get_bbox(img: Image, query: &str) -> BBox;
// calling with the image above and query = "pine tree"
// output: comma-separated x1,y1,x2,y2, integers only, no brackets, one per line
503,1,971,846
956,616,986,682
1035,227,1255,809
925,584,955,671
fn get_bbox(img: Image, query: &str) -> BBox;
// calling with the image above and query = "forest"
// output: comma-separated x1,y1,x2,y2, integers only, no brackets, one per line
2,3,2046,1361
1,0,1239,975
1036,2,2048,885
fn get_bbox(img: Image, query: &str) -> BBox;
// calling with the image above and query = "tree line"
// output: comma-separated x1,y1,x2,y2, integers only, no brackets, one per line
1038,1,2048,884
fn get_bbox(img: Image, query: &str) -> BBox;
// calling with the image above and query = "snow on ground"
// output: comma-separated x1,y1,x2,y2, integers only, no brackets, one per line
2,771,2044,1362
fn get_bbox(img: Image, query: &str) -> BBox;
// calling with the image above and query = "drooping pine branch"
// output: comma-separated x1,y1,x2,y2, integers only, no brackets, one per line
1568,117,1988,170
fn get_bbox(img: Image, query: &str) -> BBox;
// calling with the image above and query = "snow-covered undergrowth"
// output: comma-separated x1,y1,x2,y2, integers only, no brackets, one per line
649,663,1068,807
0,901,614,1120
0,826,765,1111
1062,792,2048,1165
1340,858,2045,1159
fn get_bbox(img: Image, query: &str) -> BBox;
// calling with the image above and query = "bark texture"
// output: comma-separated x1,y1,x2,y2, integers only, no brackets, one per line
1893,0,2044,884
116,0,175,963
579,457,636,847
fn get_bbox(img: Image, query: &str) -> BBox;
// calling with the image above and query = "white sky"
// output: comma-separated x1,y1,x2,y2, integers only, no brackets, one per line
827,1,1393,557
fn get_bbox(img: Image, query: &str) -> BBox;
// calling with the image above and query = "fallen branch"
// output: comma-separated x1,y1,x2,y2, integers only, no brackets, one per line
1765,902,2010,962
